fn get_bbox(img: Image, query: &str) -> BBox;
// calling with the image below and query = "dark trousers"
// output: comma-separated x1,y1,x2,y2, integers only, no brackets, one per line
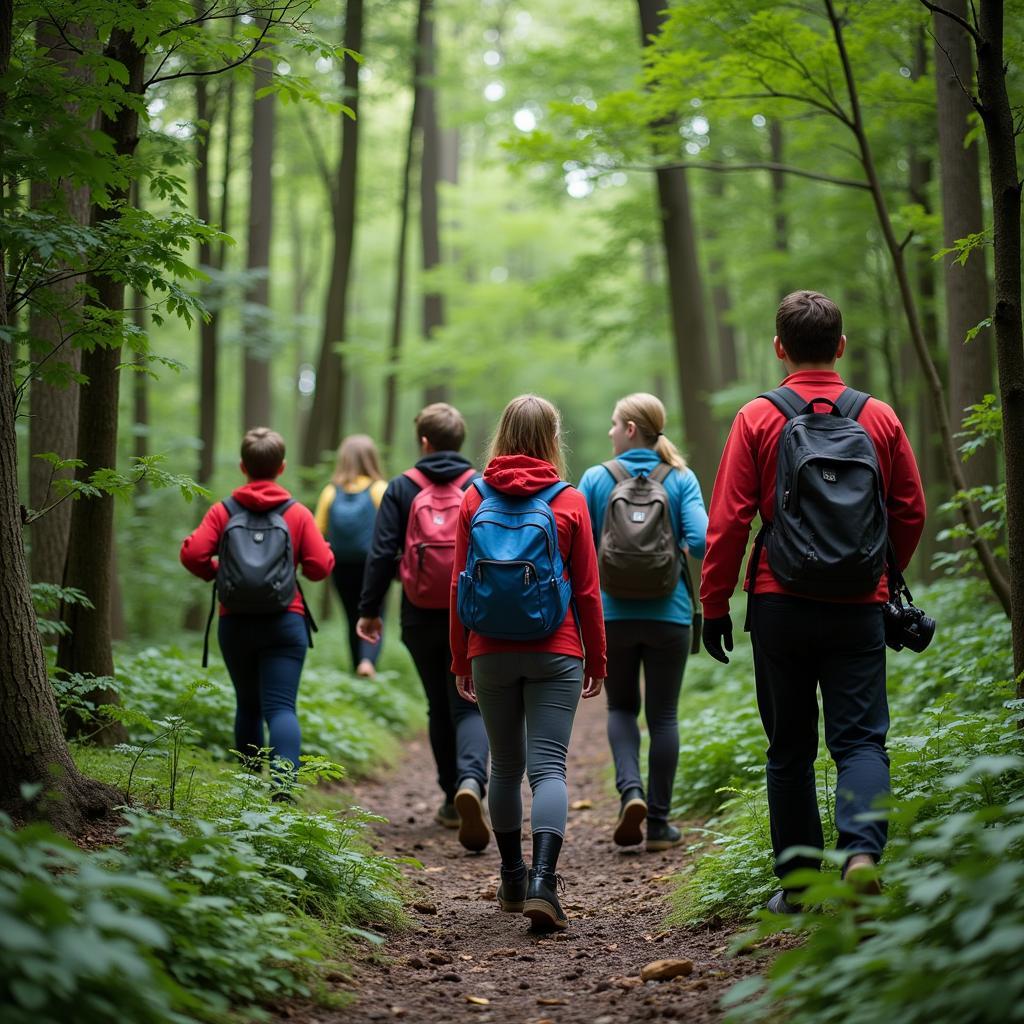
604,620,690,821
402,622,489,801
331,560,382,670
750,594,890,880
218,611,308,772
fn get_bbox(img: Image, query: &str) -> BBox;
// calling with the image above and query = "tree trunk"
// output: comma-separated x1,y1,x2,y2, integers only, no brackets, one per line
27,20,89,586
56,25,146,745
933,0,997,489
243,47,274,430
637,0,718,489
706,174,740,385
0,0,120,828
825,0,1010,617
196,71,217,486
418,0,447,407
970,0,1024,686
302,0,364,466
383,5,426,452
768,119,793,296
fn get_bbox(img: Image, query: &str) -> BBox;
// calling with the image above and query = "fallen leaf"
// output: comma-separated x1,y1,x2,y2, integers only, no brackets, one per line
537,997,568,1005
605,943,618,952
570,799,593,810
460,954,474,961
640,958,694,982
465,995,490,1005
412,901,438,914
425,866,445,873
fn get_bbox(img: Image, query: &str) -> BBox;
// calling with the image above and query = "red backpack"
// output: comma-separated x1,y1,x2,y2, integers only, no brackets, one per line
398,467,476,608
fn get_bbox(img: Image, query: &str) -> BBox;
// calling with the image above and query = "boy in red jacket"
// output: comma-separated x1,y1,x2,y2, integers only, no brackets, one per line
700,291,925,909
181,428,334,781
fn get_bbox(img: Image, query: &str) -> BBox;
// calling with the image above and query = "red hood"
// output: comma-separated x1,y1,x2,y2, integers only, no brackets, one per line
482,455,562,495
231,479,294,510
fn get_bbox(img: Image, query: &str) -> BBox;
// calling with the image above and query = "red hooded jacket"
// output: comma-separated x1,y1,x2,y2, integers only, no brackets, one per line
449,455,607,680
180,479,335,616
700,370,926,620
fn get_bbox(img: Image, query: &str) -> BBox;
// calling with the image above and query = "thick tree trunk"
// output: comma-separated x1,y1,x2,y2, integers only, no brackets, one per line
826,0,1010,617
383,6,426,451
27,20,89,586
196,72,217,485
768,119,793,296
418,0,447,407
56,26,146,745
933,1,997,488
638,0,718,489
0,0,120,827
243,49,274,430
302,0,363,466
970,0,1024,687
706,175,739,385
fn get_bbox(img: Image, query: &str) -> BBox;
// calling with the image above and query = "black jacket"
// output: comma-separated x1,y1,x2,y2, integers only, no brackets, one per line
358,450,479,628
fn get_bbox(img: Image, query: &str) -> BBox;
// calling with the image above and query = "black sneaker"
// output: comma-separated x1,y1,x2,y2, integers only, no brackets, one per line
613,787,647,847
496,863,528,913
645,818,682,852
454,778,490,852
435,801,459,829
523,869,568,931
766,890,802,914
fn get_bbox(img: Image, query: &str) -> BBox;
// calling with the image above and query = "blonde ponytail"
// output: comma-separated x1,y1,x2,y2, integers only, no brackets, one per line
613,392,687,472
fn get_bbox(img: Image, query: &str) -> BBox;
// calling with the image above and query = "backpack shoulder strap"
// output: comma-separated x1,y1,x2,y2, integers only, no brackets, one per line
835,387,871,421
271,499,295,516
472,479,494,501
455,468,477,490
222,496,242,518
602,459,631,484
536,481,572,505
759,386,806,421
648,462,673,484
403,467,431,491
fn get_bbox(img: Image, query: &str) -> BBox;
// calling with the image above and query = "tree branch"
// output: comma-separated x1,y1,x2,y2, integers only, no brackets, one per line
919,0,981,43
622,159,871,190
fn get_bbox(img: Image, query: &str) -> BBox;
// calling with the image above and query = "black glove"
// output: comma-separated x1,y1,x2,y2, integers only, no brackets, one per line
702,614,734,664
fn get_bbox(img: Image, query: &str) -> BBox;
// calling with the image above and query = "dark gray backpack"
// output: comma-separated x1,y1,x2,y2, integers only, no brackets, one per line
754,386,887,598
202,498,315,666
598,461,680,599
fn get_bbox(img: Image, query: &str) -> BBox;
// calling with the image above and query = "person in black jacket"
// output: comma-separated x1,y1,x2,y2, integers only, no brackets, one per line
357,403,491,852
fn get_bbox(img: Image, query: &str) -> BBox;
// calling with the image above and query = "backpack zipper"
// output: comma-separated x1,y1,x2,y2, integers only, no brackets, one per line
473,558,539,583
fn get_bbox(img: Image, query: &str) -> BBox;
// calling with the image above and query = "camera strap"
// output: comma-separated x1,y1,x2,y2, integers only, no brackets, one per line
886,539,915,606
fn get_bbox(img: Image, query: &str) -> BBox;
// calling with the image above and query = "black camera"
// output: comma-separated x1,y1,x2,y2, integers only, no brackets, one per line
882,596,936,653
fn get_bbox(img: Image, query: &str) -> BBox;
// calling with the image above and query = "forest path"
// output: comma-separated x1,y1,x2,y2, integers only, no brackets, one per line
320,693,754,1024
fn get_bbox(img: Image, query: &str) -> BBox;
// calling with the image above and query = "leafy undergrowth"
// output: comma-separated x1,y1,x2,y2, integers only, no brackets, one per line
662,578,1024,1024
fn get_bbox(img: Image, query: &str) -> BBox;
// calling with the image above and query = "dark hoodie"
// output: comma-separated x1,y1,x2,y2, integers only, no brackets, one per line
358,450,479,627
448,455,607,680
180,479,335,616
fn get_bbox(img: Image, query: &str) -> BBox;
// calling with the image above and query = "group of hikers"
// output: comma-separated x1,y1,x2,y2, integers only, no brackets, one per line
181,290,927,932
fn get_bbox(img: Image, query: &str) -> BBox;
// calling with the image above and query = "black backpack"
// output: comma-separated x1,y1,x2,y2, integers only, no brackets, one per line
202,498,316,666
751,386,888,600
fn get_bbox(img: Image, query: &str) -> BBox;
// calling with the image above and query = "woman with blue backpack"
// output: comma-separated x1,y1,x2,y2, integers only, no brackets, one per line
314,434,387,678
578,393,708,852
450,394,606,932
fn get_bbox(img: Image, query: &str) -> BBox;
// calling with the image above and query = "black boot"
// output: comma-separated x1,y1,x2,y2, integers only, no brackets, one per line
645,817,682,852
524,831,567,931
613,786,647,847
494,830,527,912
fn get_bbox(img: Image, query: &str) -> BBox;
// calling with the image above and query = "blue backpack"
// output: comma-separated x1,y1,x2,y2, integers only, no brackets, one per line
456,480,572,641
327,485,376,562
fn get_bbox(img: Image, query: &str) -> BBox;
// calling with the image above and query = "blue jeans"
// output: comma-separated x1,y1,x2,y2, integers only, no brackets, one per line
750,594,890,879
218,611,308,772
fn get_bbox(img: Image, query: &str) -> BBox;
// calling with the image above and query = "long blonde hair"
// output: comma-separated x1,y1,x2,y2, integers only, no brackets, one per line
487,394,567,478
613,393,687,471
332,434,384,487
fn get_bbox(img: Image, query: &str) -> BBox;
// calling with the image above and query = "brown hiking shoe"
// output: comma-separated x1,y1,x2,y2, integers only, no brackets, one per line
613,787,647,847
454,778,490,852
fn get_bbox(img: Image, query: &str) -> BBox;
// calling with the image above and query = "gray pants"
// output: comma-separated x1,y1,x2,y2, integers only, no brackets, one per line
472,652,584,838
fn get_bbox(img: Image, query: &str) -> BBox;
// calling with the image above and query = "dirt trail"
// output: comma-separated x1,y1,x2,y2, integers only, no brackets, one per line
322,694,753,1024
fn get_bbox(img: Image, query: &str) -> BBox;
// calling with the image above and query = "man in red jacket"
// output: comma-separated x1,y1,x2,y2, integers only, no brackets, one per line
700,291,926,910
181,427,334,785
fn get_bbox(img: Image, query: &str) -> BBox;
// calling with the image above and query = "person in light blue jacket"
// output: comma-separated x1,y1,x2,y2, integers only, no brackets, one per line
578,392,708,852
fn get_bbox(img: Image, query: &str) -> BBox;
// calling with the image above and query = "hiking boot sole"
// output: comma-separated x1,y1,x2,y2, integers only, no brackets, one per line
454,786,490,852
435,811,459,829
523,898,568,931
645,834,683,852
613,798,648,847
497,896,526,913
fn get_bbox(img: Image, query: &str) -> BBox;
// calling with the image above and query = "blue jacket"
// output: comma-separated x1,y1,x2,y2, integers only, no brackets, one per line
577,448,708,625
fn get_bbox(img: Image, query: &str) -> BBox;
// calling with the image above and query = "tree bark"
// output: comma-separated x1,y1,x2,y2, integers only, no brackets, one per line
27,20,89,586
383,5,426,452
196,71,217,485
302,0,363,466
0,0,120,828
933,0,997,488
55,25,147,745
243,47,274,430
825,0,1010,617
768,119,793,296
418,0,447,407
637,0,718,489
706,174,740,385
968,0,1024,686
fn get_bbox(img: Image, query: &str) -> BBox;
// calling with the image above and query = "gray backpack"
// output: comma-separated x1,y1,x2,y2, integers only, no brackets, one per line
201,497,315,666
597,462,680,599
752,386,887,598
